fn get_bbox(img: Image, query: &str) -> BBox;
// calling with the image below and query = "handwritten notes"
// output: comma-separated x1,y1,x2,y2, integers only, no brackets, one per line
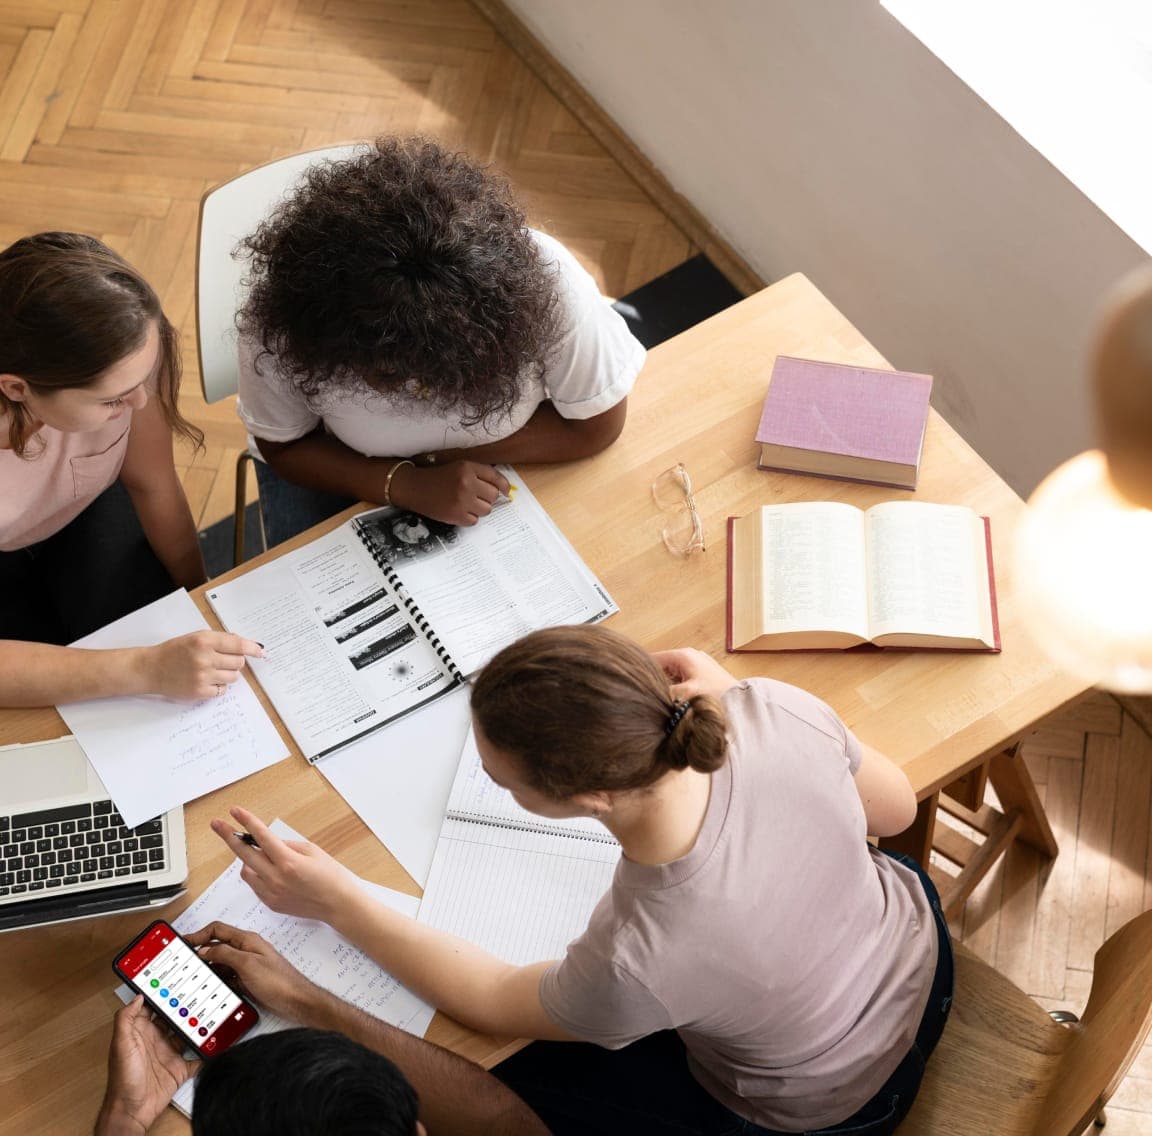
58,590,287,828
166,820,433,1116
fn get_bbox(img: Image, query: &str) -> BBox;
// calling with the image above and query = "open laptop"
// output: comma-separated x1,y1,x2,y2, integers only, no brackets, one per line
0,736,187,933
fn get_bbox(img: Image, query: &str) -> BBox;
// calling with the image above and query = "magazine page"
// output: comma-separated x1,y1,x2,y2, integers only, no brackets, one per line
357,467,615,676
207,523,460,760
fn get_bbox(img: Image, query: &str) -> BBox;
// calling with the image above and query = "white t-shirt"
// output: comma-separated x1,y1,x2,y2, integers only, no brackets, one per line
236,230,645,457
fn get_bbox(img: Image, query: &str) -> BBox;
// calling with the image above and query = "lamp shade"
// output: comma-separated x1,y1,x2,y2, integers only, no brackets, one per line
1015,450,1152,691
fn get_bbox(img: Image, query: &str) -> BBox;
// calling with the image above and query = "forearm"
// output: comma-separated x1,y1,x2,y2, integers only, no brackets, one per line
298,989,547,1136
124,480,206,590
0,641,153,706
331,894,525,1034
93,1102,149,1136
435,400,624,465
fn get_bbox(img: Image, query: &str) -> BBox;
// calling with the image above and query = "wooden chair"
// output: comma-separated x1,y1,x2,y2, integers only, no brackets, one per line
195,142,362,565
897,908,1152,1135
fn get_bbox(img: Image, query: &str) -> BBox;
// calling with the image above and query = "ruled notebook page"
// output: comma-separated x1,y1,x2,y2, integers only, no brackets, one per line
417,731,620,963
417,818,619,964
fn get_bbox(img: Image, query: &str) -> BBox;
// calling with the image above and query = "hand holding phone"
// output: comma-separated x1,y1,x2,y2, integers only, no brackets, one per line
113,919,259,1058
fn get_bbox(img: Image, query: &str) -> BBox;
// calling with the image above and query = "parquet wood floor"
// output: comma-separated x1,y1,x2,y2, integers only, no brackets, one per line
0,0,693,529
941,692,1152,1133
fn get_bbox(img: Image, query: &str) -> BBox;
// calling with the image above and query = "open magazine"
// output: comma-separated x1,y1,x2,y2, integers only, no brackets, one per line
206,470,615,761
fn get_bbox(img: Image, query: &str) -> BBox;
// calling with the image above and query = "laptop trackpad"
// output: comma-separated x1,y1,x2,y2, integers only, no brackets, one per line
0,736,98,806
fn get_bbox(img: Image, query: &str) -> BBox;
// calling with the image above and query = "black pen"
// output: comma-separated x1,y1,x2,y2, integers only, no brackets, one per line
233,830,261,849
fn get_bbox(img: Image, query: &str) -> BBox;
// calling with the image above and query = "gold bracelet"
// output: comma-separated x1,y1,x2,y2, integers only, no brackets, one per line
382,459,415,507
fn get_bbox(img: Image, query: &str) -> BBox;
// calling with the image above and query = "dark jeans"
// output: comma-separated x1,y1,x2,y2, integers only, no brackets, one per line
494,852,954,1136
253,458,356,550
0,481,175,643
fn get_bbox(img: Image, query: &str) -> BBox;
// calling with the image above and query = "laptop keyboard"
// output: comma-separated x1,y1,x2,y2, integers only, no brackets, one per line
0,800,166,898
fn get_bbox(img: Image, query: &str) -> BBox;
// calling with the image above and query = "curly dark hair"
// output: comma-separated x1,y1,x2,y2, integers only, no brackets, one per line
236,136,563,425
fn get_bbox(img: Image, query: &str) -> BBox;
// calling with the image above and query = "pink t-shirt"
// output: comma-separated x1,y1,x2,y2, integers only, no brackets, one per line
0,417,132,551
539,678,937,1131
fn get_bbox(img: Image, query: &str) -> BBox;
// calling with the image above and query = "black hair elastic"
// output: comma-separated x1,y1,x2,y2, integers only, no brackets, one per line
665,699,690,736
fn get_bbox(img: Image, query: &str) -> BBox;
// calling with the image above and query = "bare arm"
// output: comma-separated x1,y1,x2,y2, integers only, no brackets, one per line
0,634,263,707
853,744,918,838
119,399,206,590
255,399,625,526
210,811,573,1041
188,922,551,1136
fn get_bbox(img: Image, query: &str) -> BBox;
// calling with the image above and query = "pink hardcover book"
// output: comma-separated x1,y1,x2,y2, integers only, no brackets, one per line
755,356,933,489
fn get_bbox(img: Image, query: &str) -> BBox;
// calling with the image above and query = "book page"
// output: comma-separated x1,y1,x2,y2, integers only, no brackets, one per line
165,820,433,1117
58,591,288,829
753,503,869,642
864,502,991,643
447,730,617,844
206,526,459,760
364,470,616,675
417,817,620,966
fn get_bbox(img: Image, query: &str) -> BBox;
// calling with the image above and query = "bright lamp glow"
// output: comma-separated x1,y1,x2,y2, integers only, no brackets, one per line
1015,449,1152,691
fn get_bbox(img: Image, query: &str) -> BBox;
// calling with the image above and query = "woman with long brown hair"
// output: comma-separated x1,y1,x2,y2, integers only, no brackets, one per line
0,232,262,704
210,625,952,1136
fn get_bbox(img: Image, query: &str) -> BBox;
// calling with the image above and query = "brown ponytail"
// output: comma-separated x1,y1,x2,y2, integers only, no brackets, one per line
471,625,729,800
0,232,203,456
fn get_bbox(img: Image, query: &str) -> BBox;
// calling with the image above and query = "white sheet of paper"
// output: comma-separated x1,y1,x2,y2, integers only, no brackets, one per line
318,684,472,888
115,820,434,1118
57,590,288,828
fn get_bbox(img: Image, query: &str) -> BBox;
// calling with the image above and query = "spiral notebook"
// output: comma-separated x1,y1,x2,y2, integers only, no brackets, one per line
205,470,615,762
417,731,620,965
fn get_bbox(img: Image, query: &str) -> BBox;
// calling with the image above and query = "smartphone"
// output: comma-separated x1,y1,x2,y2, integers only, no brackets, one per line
113,919,259,1058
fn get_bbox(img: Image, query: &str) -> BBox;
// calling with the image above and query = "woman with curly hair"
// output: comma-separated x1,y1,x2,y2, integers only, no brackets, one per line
0,233,262,705
237,136,646,544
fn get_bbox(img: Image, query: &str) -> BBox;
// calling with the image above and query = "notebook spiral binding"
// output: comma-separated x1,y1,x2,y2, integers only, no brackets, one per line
446,811,619,846
354,521,467,686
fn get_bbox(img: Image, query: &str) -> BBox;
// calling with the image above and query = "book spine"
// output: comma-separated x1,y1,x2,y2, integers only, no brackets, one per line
445,810,619,846
353,519,467,684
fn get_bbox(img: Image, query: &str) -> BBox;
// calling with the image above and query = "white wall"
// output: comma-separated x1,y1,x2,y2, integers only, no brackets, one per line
502,0,1150,496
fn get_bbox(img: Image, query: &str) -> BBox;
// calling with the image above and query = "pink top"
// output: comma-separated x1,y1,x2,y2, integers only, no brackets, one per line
540,679,937,1130
0,416,132,551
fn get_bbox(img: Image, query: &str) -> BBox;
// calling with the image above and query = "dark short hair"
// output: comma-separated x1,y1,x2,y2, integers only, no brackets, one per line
236,135,562,428
192,1028,420,1136
0,231,201,456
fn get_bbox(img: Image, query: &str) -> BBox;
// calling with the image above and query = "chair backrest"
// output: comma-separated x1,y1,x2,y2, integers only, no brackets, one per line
1037,907,1152,1136
195,143,364,404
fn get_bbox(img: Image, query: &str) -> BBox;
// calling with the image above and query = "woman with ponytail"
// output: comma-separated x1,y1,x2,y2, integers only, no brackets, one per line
211,626,952,1136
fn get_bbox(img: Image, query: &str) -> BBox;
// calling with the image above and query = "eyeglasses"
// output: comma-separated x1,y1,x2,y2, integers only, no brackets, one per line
651,463,705,556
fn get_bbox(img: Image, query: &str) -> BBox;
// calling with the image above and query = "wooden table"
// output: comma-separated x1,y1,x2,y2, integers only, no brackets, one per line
0,274,1091,1133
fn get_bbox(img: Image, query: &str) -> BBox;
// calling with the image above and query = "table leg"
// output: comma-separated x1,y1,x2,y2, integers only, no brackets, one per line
879,792,938,865
987,742,1059,857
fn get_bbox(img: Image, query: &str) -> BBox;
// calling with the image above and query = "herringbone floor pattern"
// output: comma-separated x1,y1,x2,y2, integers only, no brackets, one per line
942,693,1152,1133
0,0,693,528
4,2,1152,1131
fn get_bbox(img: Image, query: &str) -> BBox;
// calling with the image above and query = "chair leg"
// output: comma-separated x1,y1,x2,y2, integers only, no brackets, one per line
233,451,265,567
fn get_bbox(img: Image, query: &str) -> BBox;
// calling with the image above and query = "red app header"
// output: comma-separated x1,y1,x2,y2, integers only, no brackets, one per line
117,924,172,978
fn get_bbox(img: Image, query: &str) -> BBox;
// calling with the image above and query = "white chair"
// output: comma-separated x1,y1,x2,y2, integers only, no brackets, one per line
195,143,363,565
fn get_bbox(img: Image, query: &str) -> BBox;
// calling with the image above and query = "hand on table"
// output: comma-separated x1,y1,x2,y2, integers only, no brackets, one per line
651,647,739,702
210,807,359,924
95,996,200,1136
144,632,264,701
184,921,331,1023
388,460,509,526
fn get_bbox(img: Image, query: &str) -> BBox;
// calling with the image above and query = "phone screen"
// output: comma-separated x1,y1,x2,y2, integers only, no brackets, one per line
115,921,259,1056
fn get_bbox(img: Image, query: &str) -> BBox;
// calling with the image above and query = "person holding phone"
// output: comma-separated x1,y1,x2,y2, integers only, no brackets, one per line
95,925,548,1136
0,233,263,706
236,135,645,546
210,627,953,1136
